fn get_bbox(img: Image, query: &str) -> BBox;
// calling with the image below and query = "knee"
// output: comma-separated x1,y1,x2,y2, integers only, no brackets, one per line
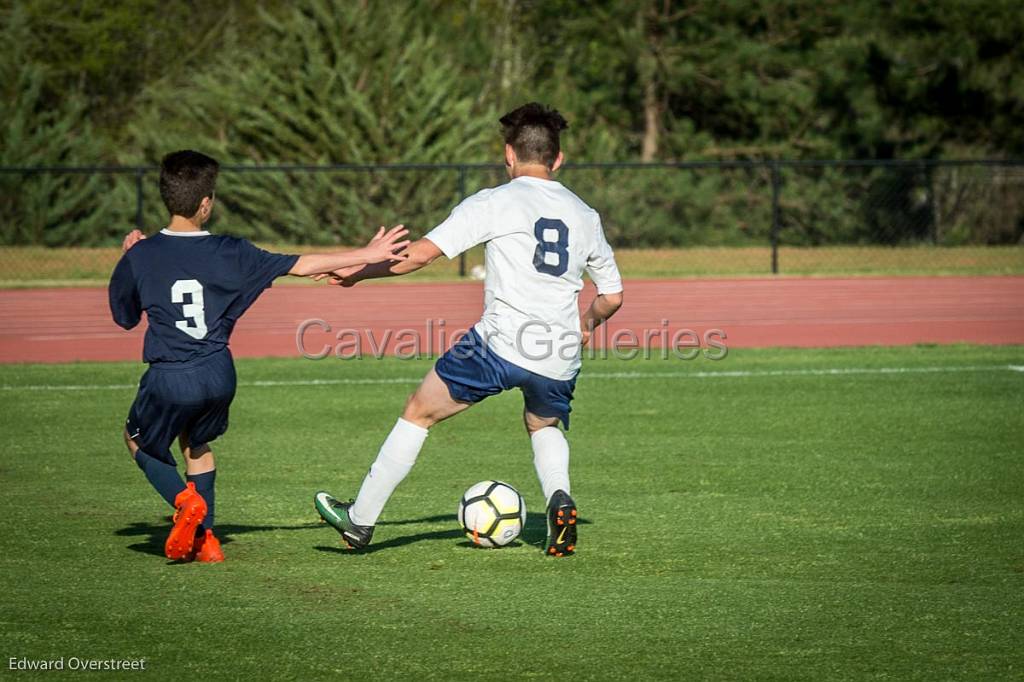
523,412,561,435
401,394,436,429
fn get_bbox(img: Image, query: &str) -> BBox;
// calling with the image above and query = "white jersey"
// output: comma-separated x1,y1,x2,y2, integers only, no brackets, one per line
425,175,623,380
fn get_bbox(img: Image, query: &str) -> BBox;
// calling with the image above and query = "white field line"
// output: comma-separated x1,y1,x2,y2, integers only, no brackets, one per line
0,364,1021,393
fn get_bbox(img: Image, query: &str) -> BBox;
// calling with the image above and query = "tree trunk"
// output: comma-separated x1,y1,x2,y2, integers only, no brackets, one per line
639,3,660,162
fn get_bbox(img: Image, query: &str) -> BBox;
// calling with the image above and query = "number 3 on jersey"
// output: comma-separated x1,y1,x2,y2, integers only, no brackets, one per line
532,218,569,277
171,279,208,340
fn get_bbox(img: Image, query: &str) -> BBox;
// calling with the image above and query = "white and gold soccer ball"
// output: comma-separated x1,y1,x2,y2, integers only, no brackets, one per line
457,480,526,547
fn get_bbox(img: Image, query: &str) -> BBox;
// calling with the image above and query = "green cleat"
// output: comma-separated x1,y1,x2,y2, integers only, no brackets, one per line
314,491,374,549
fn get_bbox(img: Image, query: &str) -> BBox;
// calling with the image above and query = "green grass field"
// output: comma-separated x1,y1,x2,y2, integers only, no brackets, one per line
1,245,1022,287
2,346,1023,679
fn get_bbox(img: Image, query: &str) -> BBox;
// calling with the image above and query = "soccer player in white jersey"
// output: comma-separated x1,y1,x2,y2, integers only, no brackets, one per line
314,103,624,556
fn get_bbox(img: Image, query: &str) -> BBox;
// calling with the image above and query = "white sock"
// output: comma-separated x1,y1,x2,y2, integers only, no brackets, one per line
531,426,570,503
349,418,429,526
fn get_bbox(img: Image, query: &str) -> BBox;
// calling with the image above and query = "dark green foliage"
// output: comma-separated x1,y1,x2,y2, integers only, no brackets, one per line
127,0,496,243
2,0,1023,246
0,5,125,246
10,0,270,136
560,165,775,247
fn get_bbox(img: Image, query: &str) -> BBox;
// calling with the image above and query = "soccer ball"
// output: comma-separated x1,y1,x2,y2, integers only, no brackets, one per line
457,480,526,547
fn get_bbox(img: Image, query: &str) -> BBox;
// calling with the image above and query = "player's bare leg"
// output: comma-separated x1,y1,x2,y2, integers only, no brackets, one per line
402,368,474,428
525,410,577,557
523,410,559,434
176,434,222,562
316,368,473,549
180,437,215,476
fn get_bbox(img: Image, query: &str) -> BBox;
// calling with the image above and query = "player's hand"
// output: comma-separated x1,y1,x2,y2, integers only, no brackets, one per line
310,271,346,283
580,317,598,347
122,229,146,253
327,264,365,288
364,224,410,263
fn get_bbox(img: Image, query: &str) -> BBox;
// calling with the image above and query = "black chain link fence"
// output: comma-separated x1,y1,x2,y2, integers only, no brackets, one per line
0,160,1021,284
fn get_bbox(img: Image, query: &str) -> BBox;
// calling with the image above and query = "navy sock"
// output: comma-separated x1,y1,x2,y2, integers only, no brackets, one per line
134,450,187,507
187,470,216,530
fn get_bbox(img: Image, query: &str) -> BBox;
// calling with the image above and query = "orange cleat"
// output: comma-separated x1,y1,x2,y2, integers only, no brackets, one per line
165,482,207,560
192,528,224,563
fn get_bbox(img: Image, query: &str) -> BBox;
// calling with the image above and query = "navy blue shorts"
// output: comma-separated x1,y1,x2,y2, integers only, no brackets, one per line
126,349,237,465
434,328,577,429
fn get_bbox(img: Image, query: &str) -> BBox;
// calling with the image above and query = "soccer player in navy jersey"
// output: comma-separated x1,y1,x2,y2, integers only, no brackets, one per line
110,149,409,562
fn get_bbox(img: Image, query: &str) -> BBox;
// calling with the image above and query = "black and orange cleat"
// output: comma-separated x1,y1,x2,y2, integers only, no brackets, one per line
192,528,224,563
544,489,577,557
165,482,207,560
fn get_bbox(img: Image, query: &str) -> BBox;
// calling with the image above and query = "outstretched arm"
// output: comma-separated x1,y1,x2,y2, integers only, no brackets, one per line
324,238,443,287
109,254,142,330
288,225,410,277
580,291,624,347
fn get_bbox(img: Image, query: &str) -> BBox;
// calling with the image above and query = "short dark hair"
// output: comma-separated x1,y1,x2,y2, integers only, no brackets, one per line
499,102,569,168
159,150,220,217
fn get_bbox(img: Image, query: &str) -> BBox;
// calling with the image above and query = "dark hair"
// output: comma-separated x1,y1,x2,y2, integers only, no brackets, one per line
159,150,220,217
499,102,569,168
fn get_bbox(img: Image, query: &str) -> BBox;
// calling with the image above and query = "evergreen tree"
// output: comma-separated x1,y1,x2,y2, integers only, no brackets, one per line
0,4,123,246
128,0,497,244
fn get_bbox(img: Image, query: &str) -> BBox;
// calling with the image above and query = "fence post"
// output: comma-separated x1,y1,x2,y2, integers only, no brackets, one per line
770,161,781,274
924,161,939,245
457,165,467,277
134,168,145,231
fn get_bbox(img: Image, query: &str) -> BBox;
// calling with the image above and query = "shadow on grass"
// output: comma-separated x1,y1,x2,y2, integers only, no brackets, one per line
377,514,453,526
314,511,590,555
120,510,591,557
116,519,324,558
314,529,465,555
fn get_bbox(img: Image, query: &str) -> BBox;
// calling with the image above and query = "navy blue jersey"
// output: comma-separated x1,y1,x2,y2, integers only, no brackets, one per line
109,229,298,364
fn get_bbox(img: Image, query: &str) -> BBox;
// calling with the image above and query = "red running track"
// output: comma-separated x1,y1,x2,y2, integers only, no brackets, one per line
0,277,1022,364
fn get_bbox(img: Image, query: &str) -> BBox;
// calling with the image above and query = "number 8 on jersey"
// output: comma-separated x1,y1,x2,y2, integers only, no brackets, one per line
532,218,569,277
